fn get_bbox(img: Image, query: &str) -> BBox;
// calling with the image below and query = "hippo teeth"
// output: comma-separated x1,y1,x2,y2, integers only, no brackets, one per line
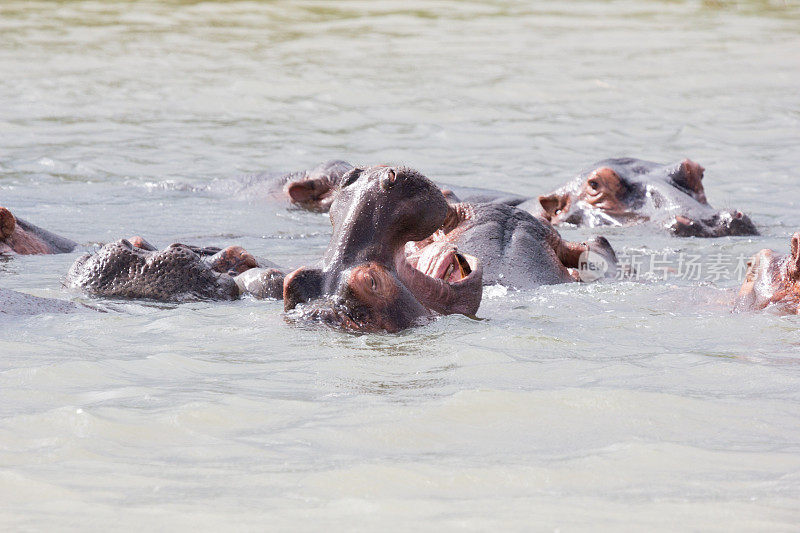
443,263,455,280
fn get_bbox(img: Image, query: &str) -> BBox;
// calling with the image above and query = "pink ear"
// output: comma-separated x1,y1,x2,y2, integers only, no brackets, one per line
680,159,707,203
681,159,705,182
283,267,324,311
287,181,318,204
0,207,16,239
538,194,566,221
790,233,800,281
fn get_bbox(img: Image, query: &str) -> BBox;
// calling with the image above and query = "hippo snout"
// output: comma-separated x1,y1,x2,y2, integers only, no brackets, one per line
721,210,758,236
670,210,758,237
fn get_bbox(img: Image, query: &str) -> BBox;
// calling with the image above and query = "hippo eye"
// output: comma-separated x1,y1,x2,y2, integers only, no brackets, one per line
369,274,377,290
588,179,600,190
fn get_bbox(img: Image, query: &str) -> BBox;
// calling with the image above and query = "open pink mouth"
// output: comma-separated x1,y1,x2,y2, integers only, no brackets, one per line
396,240,482,316
407,241,471,283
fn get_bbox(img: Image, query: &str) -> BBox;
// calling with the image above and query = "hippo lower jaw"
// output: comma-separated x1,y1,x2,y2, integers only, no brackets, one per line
396,247,483,317
669,211,758,237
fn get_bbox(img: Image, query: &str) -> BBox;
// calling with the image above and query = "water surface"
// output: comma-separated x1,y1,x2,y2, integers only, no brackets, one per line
1,1,800,530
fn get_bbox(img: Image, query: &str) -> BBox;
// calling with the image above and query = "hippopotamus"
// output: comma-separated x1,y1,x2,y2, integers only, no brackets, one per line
734,233,800,314
66,238,284,302
0,207,77,254
407,202,617,288
0,288,77,315
522,158,758,237
283,165,483,332
227,160,354,212
229,160,525,212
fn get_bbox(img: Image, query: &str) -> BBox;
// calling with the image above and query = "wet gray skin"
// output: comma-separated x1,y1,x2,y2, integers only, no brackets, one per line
66,239,284,302
408,202,618,288
232,160,524,213
231,160,355,212
521,157,758,237
435,184,528,206
0,288,77,315
283,165,483,333
0,207,77,255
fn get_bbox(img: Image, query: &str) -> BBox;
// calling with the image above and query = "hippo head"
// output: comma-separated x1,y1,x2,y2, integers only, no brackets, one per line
66,240,256,301
734,233,800,314
283,165,483,332
535,158,758,237
283,160,354,212
1,207,76,255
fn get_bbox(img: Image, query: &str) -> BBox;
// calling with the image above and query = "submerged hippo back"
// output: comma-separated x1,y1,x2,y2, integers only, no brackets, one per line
67,241,239,301
449,203,574,288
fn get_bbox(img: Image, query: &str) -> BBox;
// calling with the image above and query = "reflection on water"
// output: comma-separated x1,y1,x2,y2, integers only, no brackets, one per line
1,0,800,529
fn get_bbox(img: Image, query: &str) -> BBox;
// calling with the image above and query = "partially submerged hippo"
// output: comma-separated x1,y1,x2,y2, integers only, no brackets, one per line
0,288,77,315
0,207,76,254
408,202,617,288
283,165,483,332
231,160,354,212
67,239,284,302
235,160,525,212
734,233,800,314
523,158,758,237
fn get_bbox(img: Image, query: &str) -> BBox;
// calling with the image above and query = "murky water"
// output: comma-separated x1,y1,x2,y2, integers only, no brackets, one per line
2,1,800,529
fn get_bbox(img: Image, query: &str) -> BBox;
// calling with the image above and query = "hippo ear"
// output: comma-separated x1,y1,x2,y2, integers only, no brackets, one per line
440,188,460,203
338,167,365,189
0,207,16,239
537,194,567,221
283,267,325,311
287,178,331,206
790,233,800,281
674,159,707,204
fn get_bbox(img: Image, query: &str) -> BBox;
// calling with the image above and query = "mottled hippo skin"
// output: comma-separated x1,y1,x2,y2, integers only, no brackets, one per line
0,207,77,255
408,202,617,288
734,233,800,314
67,239,284,302
283,165,483,333
522,158,758,237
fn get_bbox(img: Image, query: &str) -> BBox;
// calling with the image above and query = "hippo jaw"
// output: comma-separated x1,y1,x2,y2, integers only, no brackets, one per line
67,240,240,301
398,243,482,317
284,250,482,333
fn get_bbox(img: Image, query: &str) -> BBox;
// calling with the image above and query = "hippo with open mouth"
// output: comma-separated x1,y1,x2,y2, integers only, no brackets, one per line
734,233,800,314
408,201,617,287
66,239,284,302
522,158,758,237
0,206,77,255
282,165,483,333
